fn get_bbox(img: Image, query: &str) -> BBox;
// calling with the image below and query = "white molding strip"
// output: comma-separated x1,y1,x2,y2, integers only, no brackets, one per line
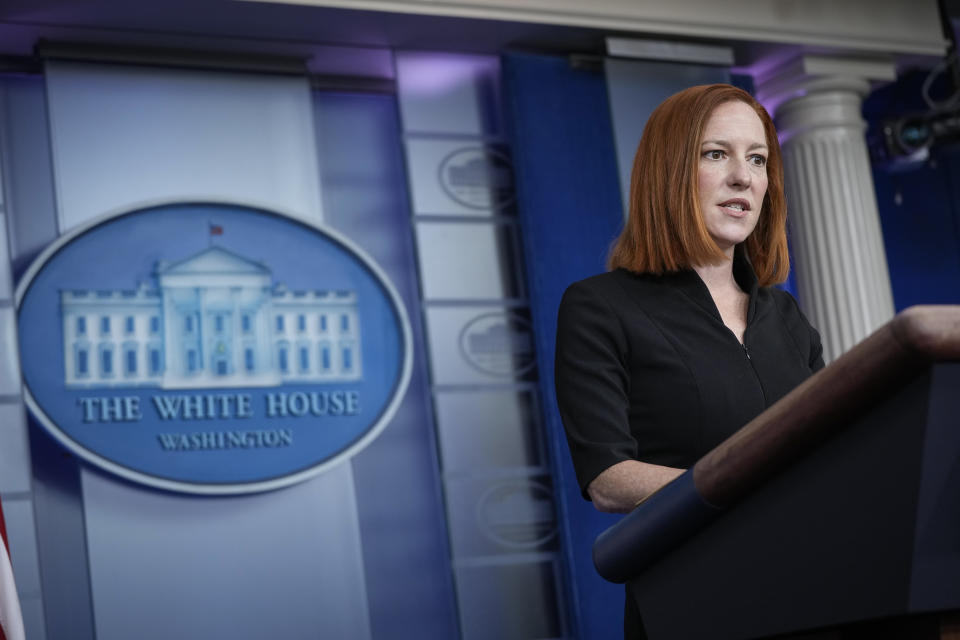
235,0,948,56
606,37,734,66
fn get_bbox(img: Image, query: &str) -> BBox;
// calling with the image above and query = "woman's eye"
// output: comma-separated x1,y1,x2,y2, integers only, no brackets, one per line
704,150,724,160
750,154,767,167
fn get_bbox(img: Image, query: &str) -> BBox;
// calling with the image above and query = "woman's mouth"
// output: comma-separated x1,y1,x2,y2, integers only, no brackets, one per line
719,199,750,215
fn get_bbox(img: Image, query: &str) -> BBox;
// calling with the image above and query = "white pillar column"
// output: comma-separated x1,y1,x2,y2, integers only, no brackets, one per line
758,55,898,362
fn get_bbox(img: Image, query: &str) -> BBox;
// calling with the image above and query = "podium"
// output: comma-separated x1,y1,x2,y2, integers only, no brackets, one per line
593,306,960,639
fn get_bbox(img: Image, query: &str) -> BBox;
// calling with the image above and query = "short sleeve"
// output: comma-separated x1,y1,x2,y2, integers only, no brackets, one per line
555,279,637,499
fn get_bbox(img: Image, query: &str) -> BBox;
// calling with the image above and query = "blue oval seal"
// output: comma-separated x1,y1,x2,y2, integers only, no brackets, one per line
16,202,412,494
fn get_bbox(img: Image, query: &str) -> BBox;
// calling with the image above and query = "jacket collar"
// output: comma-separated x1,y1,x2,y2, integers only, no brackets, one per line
668,246,759,323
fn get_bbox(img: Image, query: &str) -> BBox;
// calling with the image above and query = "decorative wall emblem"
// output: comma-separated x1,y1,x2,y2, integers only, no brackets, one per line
16,202,411,494
476,480,558,550
459,311,536,378
438,146,515,210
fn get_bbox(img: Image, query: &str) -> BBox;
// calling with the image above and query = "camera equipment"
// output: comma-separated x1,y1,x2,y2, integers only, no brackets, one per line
881,108,960,158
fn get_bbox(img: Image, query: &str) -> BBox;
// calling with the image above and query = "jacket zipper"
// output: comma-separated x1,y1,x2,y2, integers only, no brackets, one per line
739,331,768,405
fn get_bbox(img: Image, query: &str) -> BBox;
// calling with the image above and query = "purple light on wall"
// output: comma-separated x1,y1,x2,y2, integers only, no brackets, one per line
395,51,503,135
396,52,499,96
732,53,798,119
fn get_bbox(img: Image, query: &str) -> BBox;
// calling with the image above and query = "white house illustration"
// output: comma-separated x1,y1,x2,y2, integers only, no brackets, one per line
61,246,362,389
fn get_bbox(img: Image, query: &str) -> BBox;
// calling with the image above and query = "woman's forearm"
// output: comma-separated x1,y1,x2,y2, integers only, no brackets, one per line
586,460,685,513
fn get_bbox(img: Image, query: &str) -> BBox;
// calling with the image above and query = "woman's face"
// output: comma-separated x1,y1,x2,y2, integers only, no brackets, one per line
697,100,769,257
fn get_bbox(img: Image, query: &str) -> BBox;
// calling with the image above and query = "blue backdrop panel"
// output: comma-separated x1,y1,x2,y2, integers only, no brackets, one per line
313,91,460,640
42,62,374,640
1,73,94,640
873,151,960,310
862,70,960,310
502,52,626,639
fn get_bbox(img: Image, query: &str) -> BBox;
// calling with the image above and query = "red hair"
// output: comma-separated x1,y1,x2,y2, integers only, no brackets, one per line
608,84,789,285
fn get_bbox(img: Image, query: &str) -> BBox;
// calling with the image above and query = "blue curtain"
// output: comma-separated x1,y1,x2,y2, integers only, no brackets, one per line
502,51,626,639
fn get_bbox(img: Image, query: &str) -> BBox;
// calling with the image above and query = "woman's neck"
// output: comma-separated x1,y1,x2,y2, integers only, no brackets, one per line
694,256,750,343
693,258,741,295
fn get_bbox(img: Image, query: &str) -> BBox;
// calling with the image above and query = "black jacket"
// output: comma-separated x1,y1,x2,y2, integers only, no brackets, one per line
555,256,824,497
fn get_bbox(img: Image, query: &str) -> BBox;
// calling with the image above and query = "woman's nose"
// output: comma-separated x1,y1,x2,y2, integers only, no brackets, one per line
728,159,752,187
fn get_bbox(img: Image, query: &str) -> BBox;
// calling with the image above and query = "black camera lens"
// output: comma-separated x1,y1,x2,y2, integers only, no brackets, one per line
896,118,933,153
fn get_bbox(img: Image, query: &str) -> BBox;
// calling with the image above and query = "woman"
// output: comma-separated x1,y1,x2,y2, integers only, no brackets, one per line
555,82,824,638
555,83,824,513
